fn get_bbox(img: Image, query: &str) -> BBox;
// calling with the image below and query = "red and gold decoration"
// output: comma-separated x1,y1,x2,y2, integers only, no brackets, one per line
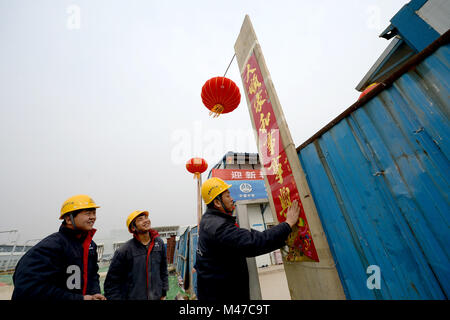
186,157,208,228
241,52,319,262
359,82,379,99
186,158,208,179
201,76,241,117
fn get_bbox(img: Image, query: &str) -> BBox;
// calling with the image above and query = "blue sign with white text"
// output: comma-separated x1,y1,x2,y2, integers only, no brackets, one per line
224,179,268,201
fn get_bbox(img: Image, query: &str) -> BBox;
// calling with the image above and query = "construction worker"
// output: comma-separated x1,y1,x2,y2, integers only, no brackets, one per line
12,195,106,300
194,177,300,301
104,210,168,300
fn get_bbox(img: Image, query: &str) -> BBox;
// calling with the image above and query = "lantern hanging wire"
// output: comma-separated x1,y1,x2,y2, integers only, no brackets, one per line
200,53,239,118
212,53,236,117
223,53,236,77
210,53,235,118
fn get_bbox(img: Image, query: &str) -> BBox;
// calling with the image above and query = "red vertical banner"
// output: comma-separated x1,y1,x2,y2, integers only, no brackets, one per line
242,52,319,262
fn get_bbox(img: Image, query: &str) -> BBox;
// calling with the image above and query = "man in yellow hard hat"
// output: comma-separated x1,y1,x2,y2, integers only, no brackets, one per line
104,210,168,300
12,195,106,300
194,177,300,301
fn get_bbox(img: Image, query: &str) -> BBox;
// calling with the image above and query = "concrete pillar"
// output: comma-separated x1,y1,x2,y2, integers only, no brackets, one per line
234,15,346,300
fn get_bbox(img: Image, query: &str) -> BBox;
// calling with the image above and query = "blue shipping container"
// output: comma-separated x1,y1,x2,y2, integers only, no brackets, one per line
297,40,449,299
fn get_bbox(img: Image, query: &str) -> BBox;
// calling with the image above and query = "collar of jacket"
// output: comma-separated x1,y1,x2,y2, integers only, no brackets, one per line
132,228,160,245
59,224,97,242
205,207,237,222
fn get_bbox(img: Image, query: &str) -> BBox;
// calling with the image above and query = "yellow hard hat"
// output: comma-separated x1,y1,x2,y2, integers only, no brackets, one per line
201,177,232,205
60,195,100,219
126,210,149,232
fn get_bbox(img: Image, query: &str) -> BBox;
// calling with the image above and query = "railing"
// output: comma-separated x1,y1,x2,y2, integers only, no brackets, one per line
0,230,19,272
0,237,42,272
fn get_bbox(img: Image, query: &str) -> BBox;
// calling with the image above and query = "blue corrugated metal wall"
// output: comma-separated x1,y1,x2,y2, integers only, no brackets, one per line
176,227,190,283
298,44,449,299
189,226,198,296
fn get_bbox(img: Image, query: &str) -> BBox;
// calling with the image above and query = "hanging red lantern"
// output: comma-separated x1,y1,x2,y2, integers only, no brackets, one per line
186,158,208,179
359,82,379,100
201,77,241,118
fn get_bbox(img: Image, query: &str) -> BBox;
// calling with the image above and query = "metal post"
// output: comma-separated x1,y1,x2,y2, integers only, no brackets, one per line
259,203,268,231
20,239,40,254
197,175,203,229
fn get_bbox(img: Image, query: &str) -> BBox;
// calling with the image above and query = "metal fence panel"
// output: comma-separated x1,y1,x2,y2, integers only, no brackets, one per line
298,44,449,299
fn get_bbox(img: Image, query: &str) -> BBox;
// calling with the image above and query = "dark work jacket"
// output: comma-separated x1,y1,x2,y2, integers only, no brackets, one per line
12,225,100,300
104,230,169,300
194,207,292,301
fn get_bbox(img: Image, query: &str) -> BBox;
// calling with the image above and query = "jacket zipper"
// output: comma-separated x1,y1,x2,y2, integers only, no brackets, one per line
145,238,155,299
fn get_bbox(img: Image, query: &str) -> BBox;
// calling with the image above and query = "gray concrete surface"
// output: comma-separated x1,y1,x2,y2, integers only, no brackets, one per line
258,264,291,300
0,285,13,300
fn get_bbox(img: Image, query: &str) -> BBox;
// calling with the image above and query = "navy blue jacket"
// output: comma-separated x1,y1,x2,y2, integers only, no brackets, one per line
104,230,169,300
12,225,101,300
194,207,292,301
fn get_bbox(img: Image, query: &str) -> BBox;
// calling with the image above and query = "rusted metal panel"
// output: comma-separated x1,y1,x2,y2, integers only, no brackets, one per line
297,42,449,299
166,235,176,264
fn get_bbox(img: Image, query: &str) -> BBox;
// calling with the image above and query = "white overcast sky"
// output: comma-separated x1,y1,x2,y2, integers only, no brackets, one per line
0,0,409,246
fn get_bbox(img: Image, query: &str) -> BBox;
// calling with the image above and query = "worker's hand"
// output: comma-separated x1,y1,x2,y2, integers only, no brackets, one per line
92,293,107,300
160,296,166,300
285,200,300,228
83,294,107,300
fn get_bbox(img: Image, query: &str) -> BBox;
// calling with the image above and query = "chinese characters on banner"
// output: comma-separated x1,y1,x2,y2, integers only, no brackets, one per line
211,169,268,200
211,169,264,181
241,53,319,262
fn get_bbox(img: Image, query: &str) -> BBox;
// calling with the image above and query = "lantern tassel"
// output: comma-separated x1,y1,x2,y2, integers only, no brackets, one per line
209,104,224,118
193,172,200,179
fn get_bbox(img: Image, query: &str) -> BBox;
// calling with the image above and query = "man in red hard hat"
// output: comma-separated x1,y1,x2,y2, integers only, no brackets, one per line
104,210,168,300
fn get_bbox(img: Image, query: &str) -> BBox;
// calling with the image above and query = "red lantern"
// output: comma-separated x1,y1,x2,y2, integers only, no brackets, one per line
201,77,241,118
186,158,208,179
359,82,379,100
